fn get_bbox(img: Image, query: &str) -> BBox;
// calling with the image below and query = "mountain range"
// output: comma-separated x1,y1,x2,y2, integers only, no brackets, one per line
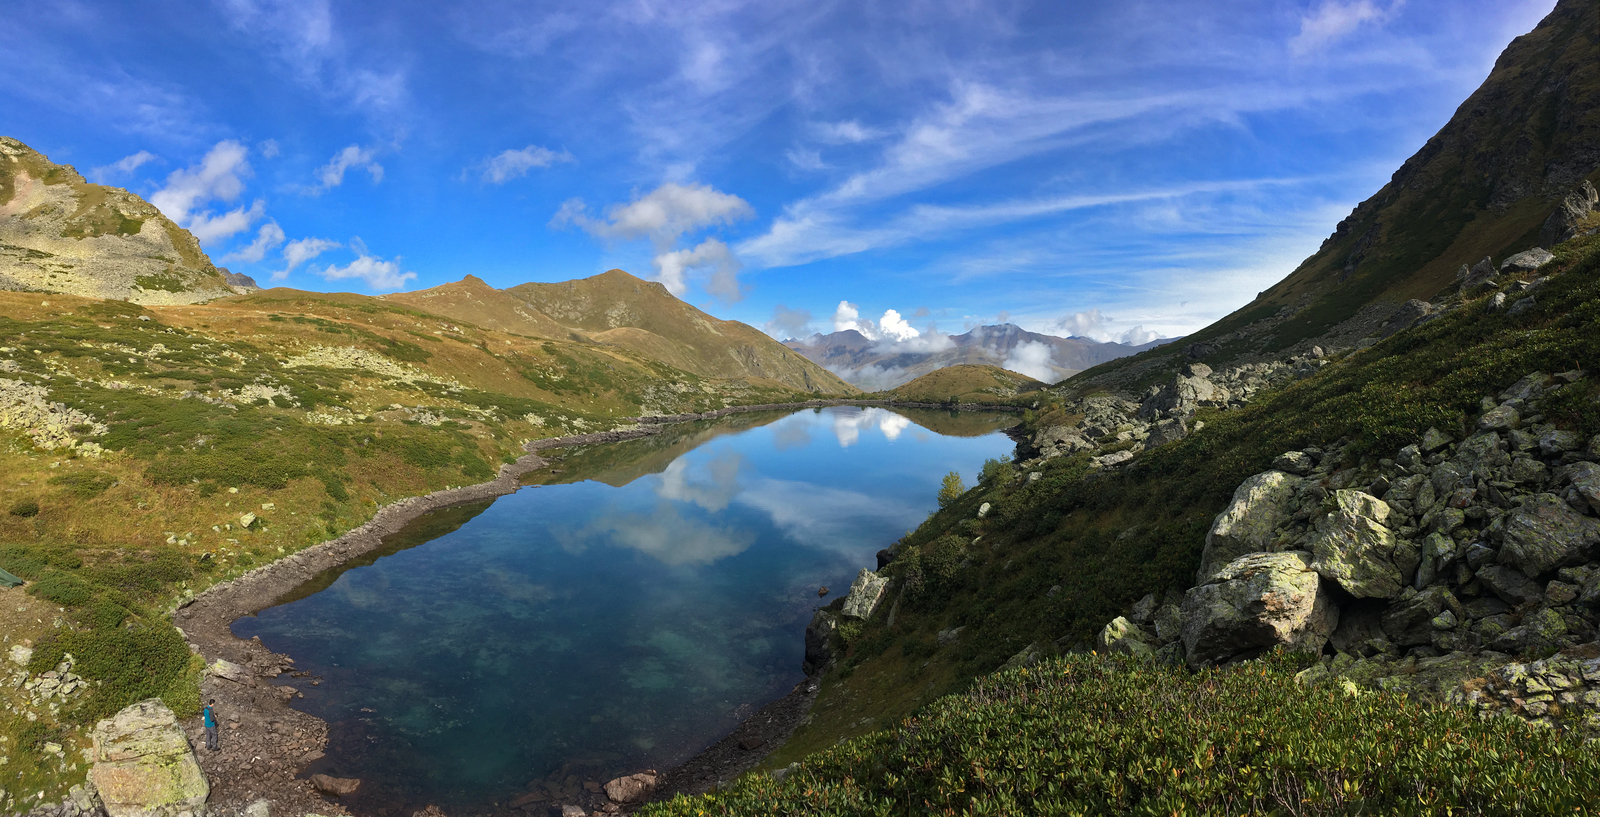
785,323,1172,389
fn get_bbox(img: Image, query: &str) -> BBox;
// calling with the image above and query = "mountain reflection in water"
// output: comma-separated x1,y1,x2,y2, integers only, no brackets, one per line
232,406,1016,814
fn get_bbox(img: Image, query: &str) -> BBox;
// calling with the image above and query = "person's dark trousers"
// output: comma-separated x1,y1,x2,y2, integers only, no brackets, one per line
206,725,218,750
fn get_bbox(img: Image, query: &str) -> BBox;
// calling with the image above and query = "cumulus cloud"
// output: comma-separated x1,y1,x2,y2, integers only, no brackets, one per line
1052,308,1161,345
763,305,813,340
551,182,754,301
258,139,281,159
830,407,914,447
309,144,383,193
1289,1,1401,56
149,140,262,243
655,238,743,301
274,236,342,280
222,220,286,263
478,144,575,184
1003,340,1057,382
832,300,874,338
310,240,414,290
90,150,157,183
877,309,920,342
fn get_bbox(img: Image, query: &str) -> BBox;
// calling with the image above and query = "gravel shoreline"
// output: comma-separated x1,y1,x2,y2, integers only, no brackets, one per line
172,401,1021,816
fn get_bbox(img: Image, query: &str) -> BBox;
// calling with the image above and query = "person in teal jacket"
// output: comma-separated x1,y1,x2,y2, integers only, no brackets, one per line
203,699,218,751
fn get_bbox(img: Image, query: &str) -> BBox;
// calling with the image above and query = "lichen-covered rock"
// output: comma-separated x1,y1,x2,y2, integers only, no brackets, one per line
803,609,837,675
1180,551,1338,668
1475,564,1544,607
1487,608,1569,655
1098,616,1154,657
88,698,209,817
1497,493,1600,577
1381,587,1463,647
839,568,890,620
1499,248,1555,273
1308,490,1416,599
1197,470,1301,581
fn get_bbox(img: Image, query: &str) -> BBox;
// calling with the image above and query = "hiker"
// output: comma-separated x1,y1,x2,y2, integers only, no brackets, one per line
203,699,219,751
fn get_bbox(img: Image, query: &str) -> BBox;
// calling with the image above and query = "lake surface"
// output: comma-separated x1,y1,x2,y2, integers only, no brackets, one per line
233,406,1017,814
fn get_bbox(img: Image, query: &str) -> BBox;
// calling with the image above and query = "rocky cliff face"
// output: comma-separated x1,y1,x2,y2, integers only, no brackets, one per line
0,138,236,304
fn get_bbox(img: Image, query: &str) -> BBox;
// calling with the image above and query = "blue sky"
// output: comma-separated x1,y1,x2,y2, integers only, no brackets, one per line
0,0,1556,345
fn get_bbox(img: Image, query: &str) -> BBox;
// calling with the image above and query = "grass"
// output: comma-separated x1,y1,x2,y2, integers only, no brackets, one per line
644,652,1600,816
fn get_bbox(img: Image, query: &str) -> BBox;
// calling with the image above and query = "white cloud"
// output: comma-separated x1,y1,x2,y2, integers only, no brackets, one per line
737,476,921,554
258,139,281,159
149,140,253,232
1002,340,1056,382
655,238,743,301
310,241,413,290
478,145,575,184
553,182,754,301
557,182,753,243
561,502,755,566
186,199,266,243
816,120,883,144
786,147,826,171
762,305,813,339
877,308,919,342
309,144,383,193
222,220,286,263
275,236,342,280
832,300,875,338
1052,307,1164,346
828,406,917,447
1290,1,1402,57
90,150,157,183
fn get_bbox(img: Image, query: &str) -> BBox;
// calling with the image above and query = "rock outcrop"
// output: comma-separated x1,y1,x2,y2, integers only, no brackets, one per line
88,699,209,817
1198,470,1301,581
1179,552,1338,668
1540,179,1599,248
839,569,890,620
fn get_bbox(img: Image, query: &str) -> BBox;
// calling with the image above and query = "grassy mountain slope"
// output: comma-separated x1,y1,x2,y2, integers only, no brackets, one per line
506,270,858,395
0,138,235,304
383,274,574,339
880,364,1046,405
1079,0,1598,391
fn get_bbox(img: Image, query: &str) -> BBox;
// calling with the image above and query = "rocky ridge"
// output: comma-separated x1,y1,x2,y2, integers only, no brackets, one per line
0,138,236,304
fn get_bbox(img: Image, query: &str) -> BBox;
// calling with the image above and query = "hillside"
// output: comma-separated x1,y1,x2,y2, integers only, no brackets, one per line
647,2,1600,813
1076,0,1599,394
0,138,237,304
879,364,1045,405
787,323,1170,389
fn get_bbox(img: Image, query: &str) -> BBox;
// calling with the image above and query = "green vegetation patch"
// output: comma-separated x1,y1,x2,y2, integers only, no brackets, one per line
132,271,190,293
645,653,1600,816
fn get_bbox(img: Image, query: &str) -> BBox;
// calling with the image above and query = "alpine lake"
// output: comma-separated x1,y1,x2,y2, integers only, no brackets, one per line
231,405,1019,814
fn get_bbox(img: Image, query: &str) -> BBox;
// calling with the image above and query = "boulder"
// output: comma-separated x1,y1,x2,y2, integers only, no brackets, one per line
88,699,209,817
1308,490,1416,599
1499,248,1554,274
1488,608,1568,655
1461,256,1497,290
1498,372,1550,402
602,772,657,803
244,800,270,817
1419,428,1454,454
1380,300,1433,338
1569,469,1600,516
1143,417,1188,449
1497,494,1600,577
1098,617,1154,658
1475,564,1544,607
1539,179,1599,247
1271,451,1315,476
1477,405,1520,432
1197,470,1301,581
1381,587,1462,647
1180,551,1338,668
802,609,837,675
311,774,361,796
839,569,890,620
208,658,249,683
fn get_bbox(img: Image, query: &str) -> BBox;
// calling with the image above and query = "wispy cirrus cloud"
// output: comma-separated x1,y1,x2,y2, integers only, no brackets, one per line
1290,1,1405,57
90,150,158,183
306,144,383,194
475,145,575,184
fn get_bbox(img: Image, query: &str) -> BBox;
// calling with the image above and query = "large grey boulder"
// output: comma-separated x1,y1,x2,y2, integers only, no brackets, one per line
1308,490,1417,599
1380,300,1434,338
1475,564,1544,607
1381,586,1462,647
1197,470,1301,581
1540,179,1599,247
1180,551,1338,668
1499,248,1555,274
1497,494,1600,577
88,698,209,817
839,568,890,620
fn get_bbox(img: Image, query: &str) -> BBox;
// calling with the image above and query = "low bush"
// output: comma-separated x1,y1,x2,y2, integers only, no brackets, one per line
9,499,39,517
28,624,200,722
644,653,1600,816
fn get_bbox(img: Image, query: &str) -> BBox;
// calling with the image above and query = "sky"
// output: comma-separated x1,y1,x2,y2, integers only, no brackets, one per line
0,0,1558,347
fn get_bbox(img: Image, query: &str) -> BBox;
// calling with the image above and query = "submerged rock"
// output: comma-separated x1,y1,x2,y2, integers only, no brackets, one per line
311,774,361,796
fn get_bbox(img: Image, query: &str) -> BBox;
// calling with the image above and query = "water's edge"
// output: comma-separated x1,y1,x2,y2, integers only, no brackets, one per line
173,399,1022,815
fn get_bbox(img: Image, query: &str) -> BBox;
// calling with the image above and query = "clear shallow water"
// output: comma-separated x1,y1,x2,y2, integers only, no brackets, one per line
232,406,1016,814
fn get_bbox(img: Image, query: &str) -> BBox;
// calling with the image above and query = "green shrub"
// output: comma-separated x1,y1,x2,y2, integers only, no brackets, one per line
8,499,39,517
936,471,965,508
47,472,116,498
28,623,198,722
643,653,1600,816
977,455,1012,488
